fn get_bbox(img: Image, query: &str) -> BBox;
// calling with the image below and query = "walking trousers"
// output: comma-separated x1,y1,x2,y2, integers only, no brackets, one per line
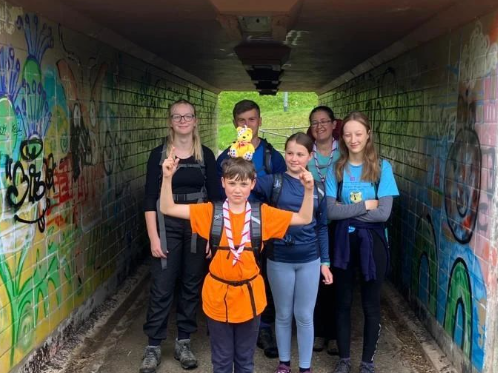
143,215,207,342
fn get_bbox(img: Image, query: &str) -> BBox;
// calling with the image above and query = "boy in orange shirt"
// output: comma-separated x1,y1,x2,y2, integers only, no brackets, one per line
160,149,315,373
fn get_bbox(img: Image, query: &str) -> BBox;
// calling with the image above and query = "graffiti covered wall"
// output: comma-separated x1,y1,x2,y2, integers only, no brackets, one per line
320,11,498,373
0,2,218,371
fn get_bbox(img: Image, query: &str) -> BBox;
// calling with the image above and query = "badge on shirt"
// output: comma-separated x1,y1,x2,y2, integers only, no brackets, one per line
350,191,362,203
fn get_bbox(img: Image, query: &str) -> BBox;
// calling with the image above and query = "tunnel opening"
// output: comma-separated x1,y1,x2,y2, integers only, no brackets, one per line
217,91,317,152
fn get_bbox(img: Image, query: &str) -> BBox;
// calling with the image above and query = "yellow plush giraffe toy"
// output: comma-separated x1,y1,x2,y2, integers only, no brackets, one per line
228,126,255,161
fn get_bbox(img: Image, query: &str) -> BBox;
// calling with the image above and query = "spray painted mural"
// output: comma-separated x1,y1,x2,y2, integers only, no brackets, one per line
320,15,498,372
0,3,217,371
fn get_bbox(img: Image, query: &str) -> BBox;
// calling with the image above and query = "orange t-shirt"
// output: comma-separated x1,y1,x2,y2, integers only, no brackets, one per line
190,202,293,323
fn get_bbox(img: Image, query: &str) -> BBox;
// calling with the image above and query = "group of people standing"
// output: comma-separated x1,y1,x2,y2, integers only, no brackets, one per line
141,98,399,373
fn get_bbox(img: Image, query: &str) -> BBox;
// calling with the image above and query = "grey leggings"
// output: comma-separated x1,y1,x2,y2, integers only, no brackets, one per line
267,258,320,369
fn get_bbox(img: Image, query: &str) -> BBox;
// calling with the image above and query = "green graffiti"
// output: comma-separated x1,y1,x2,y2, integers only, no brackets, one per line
0,240,63,363
0,97,19,163
411,215,438,315
444,259,472,357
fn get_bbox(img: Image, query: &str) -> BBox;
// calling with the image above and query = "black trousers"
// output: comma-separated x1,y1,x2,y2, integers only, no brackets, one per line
143,215,207,342
260,248,276,326
314,223,337,339
207,316,260,373
334,229,387,363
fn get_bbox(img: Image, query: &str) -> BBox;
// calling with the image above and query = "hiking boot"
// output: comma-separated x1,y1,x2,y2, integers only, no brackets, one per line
332,359,351,373
359,362,375,373
326,340,339,355
257,328,279,358
174,338,198,369
139,346,161,373
313,337,325,351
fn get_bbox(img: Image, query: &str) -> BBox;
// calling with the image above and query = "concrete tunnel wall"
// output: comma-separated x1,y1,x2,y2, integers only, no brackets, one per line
319,10,498,373
0,1,218,372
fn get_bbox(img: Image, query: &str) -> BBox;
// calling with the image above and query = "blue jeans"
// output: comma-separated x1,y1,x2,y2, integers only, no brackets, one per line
267,258,320,369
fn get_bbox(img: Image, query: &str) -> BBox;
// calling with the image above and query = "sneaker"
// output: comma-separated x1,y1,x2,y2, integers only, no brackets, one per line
300,369,312,373
313,337,325,352
275,362,291,373
359,362,375,373
139,346,161,373
326,340,339,355
332,358,351,373
257,328,279,358
174,339,198,370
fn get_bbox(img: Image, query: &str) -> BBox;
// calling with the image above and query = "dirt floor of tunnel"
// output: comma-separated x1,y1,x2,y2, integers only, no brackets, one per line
39,263,444,373
380,298,437,373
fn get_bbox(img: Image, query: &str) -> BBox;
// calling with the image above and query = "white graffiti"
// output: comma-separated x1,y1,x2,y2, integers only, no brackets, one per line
285,30,310,46
0,1,22,35
0,187,37,254
460,22,498,88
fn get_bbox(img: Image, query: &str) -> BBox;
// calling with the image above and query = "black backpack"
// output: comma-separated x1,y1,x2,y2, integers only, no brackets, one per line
158,137,206,183
262,139,274,175
209,202,263,267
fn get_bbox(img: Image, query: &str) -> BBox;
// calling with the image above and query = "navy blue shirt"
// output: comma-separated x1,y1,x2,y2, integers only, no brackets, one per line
253,173,329,264
216,138,286,201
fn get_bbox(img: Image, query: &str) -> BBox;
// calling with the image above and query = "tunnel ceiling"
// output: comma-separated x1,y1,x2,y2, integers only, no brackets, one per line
36,0,496,92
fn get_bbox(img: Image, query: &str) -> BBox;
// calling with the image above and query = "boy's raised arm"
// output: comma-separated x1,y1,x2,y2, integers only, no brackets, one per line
160,147,191,220
290,166,314,226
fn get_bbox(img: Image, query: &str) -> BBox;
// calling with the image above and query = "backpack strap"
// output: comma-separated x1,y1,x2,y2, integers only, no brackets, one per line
159,139,207,254
209,201,263,269
270,174,283,206
336,179,343,203
263,140,273,175
209,202,224,258
156,137,170,269
250,202,262,267
374,159,383,199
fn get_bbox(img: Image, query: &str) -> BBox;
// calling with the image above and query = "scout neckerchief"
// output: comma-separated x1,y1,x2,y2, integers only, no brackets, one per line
313,139,338,183
222,199,251,265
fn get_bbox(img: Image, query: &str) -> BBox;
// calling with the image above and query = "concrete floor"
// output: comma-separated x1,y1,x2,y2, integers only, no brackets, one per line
57,265,448,373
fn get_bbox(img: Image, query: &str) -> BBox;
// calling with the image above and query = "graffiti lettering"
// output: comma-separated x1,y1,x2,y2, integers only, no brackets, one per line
4,149,57,232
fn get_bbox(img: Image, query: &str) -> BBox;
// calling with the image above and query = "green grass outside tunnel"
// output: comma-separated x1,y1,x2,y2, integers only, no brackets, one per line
216,91,318,152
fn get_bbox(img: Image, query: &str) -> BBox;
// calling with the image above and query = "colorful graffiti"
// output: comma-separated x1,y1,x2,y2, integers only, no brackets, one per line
320,19,498,372
0,5,217,372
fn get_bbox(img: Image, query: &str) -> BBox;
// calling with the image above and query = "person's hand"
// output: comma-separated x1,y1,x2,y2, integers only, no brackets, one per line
162,147,180,179
365,199,379,210
150,237,167,258
321,265,333,285
205,241,212,259
298,166,314,191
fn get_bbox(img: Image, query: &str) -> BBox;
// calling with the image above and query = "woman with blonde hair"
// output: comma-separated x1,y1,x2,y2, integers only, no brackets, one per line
141,99,220,373
325,112,398,373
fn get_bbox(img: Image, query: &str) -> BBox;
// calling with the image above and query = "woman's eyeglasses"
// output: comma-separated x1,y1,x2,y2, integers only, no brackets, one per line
171,114,195,123
310,120,332,127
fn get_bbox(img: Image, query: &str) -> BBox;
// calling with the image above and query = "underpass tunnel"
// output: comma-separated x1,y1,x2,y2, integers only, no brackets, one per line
1,0,498,372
